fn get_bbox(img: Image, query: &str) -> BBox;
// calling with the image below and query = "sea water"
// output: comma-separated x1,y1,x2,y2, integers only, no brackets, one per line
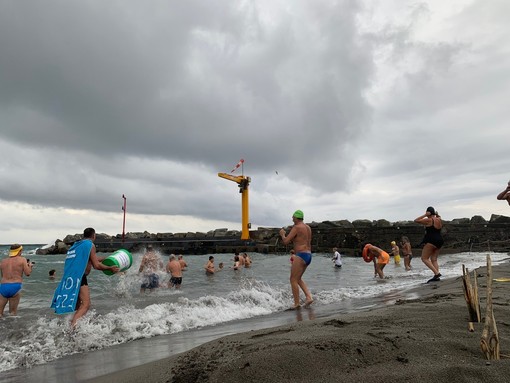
0,244,508,375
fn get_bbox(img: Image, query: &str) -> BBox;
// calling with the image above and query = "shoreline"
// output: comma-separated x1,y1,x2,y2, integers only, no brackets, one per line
85,259,510,383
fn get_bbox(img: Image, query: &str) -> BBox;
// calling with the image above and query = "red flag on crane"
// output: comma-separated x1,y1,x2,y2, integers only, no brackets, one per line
230,158,245,173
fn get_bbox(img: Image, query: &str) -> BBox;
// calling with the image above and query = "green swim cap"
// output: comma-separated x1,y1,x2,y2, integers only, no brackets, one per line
293,210,304,219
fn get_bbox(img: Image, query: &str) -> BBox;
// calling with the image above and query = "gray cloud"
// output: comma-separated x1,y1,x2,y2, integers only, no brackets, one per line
1,1,509,243
0,1,372,191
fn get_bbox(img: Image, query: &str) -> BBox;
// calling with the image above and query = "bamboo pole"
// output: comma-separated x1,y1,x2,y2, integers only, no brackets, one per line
480,255,500,360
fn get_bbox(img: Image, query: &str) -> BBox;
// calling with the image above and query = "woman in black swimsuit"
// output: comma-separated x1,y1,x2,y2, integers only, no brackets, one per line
414,206,443,282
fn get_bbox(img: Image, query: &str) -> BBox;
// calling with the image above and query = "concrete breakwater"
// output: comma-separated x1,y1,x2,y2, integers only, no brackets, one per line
37,214,510,257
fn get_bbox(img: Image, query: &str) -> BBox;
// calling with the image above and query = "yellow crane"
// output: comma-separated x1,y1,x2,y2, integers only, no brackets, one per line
217,172,251,240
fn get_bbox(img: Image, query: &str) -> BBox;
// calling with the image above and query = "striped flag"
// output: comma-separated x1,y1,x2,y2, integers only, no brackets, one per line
231,158,245,173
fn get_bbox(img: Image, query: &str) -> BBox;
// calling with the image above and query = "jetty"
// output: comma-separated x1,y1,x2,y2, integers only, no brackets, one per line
36,214,510,256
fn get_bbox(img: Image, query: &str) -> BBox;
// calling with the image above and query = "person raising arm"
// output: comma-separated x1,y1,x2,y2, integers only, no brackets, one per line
414,207,443,283
279,210,313,309
496,180,510,205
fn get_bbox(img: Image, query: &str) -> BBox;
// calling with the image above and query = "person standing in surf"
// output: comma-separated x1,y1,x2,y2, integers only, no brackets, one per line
139,245,164,293
400,236,413,271
332,247,342,268
242,253,252,268
166,255,183,289
390,241,401,265
204,256,216,274
279,210,313,309
51,228,119,328
414,207,444,283
363,244,390,279
0,244,33,317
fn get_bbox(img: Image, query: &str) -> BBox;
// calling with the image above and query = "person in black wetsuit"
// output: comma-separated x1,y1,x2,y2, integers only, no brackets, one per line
414,206,444,283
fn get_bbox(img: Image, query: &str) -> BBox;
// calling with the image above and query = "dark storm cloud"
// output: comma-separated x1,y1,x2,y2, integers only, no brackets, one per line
0,0,373,197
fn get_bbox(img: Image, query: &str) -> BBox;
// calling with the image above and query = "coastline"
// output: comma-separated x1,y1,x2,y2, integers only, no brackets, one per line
86,259,510,383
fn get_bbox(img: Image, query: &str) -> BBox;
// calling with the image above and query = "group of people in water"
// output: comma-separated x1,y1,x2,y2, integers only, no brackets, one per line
0,206,453,318
138,245,188,292
278,205,451,309
361,206,444,283
138,246,254,293
280,205,447,310
0,228,120,327
204,252,252,274
1,181,509,318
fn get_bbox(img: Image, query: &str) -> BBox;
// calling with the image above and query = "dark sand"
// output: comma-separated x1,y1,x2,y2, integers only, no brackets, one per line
87,260,510,383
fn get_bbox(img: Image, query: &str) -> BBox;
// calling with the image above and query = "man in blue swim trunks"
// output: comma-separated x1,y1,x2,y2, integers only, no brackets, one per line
279,210,313,309
0,244,33,317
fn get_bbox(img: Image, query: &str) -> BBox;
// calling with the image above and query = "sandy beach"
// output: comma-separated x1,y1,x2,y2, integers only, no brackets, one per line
85,258,510,383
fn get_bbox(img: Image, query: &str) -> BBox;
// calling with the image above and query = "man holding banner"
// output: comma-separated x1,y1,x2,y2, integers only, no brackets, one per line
51,227,119,328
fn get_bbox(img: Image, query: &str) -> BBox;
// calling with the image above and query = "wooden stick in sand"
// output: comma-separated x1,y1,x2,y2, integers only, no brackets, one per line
480,255,500,360
473,270,481,323
462,265,481,332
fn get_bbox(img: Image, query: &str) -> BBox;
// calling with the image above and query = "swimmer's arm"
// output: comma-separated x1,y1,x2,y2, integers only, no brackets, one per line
22,257,32,277
279,226,297,245
497,188,510,200
414,214,431,226
138,257,147,273
90,246,119,273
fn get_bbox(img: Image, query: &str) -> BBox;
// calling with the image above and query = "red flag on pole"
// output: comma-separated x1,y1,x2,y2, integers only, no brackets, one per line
231,158,245,173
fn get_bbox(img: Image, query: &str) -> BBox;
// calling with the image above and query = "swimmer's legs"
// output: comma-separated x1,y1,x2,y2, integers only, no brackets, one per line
71,285,91,328
421,244,439,276
8,293,21,315
290,257,312,308
0,295,7,317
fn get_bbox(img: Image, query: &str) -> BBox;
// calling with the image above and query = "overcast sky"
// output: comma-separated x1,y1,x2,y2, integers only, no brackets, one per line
1,0,509,245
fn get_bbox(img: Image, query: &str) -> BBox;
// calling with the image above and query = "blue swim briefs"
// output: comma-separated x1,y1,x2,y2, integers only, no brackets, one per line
0,283,22,298
296,252,312,266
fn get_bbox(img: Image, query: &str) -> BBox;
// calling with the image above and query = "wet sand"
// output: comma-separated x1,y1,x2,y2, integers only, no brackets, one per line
86,258,510,383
